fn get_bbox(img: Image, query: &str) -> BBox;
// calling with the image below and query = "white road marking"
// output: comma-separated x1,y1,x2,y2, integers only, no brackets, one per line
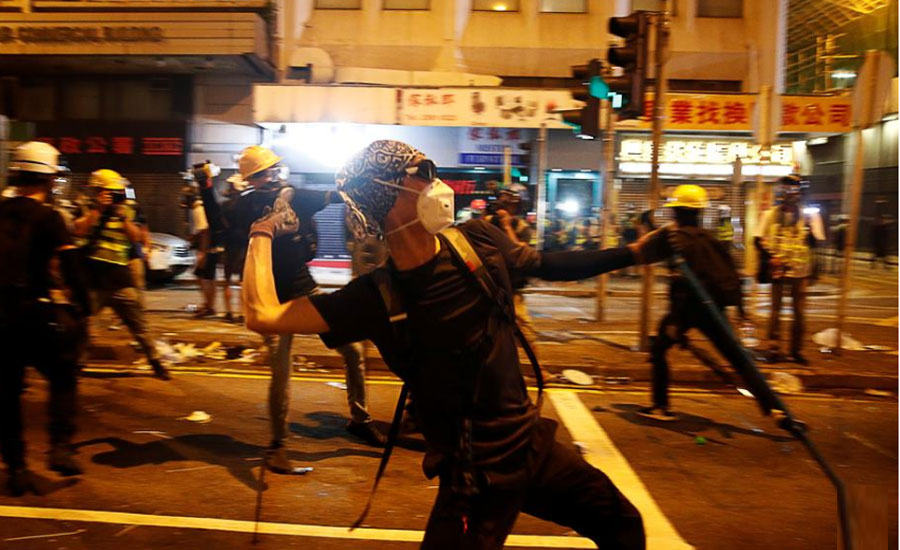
0,505,595,548
548,390,694,550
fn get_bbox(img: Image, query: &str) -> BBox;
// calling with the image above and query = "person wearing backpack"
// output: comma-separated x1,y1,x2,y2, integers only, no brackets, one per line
242,140,678,550
755,175,824,365
637,184,744,422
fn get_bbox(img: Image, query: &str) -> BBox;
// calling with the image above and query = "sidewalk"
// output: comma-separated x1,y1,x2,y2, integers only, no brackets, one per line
88,273,899,393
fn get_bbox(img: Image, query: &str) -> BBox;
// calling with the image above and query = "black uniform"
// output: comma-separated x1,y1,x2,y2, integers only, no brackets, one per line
0,196,88,472
311,220,644,550
650,226,742,409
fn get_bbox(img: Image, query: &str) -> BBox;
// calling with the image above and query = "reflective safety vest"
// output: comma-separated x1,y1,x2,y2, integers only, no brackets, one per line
717,220,734,243
765,208,813,279
89,215,131,266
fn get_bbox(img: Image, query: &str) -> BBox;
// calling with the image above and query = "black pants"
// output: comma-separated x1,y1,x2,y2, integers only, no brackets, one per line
420,440,644,550
0,305,83,471
768,277,806,356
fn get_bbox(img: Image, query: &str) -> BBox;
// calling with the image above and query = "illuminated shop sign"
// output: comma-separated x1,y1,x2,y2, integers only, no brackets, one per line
0,25,163,43
617,138,794,177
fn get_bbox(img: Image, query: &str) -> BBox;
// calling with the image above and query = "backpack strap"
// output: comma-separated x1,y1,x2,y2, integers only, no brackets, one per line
352,268,410,531
439,227,544,405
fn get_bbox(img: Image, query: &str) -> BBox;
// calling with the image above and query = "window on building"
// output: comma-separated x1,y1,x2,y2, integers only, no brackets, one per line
540,0,586,13
384,0,429,9
697,0,741,18
316,0,362,9
473,0,520,12
631,0,664,11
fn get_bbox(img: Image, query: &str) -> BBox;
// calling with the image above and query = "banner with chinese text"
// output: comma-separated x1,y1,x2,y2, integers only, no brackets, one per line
399,88,579,129
630,93,853,134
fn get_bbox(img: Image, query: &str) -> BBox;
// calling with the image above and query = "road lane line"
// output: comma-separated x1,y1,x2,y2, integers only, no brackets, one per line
548,390,694,550
0,505,594,548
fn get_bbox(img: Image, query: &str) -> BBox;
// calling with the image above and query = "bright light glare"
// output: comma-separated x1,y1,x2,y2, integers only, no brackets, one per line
831,71,857,80
803,207,820,215
557,199,580,214
492,3,507,9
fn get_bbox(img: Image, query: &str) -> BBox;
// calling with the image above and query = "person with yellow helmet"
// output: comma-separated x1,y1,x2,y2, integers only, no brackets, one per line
73,168,170,380
755,175,824,365
193,145,386,475
1,142,91,494
637,184,744,422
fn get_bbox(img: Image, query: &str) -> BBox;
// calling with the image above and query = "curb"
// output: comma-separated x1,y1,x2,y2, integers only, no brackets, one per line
87,343,897,392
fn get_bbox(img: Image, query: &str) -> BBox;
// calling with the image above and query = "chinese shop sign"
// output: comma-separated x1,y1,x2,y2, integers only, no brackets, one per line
400,89,579,129
631,93,853,133
33,122,187,173
458,127,532,166
0,25,164,43
618,138,795,178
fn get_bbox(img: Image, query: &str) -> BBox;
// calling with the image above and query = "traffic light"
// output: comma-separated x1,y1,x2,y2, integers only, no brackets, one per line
561,59,603,139
606,11,650,120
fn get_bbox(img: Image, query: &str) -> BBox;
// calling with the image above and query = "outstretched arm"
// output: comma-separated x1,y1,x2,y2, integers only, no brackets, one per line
243,234,330,334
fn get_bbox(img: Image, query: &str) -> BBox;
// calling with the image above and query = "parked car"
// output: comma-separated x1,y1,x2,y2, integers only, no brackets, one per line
146,232,195,283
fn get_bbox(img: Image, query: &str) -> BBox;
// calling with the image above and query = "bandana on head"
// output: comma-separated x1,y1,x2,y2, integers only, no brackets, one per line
335,140,424,240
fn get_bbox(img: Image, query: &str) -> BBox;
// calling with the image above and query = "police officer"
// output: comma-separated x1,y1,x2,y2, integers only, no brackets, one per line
1,142,91,495
756,175,824,365
74,169,170,380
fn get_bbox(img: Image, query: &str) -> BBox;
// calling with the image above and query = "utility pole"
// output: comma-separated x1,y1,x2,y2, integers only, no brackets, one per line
502,146,512,188
596,99,615,321
535,122,548,250
637,11,668,352
746,84,773,318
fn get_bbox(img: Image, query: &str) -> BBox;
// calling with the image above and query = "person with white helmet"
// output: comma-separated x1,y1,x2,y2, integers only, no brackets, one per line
241,140,681,549
73,168,170,380
637,184,745,422
194,145,386,475
0,141,91,495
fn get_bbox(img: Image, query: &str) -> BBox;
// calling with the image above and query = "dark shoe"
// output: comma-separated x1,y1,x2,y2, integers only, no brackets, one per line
49,446,83,477
265,445,298,474
346,421,386,447
791,353,809,366
635,406,677,422
150,359,172,381
7,468,36,496
193,307,215,319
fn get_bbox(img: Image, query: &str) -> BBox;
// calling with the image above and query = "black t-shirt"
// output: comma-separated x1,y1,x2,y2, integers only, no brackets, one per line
311,220,556,485
0,196,72,297
223,186,333,302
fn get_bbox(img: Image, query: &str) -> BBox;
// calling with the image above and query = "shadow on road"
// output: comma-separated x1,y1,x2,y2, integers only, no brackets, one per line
75,434,382,490
599,403,794,445
290,412,426,452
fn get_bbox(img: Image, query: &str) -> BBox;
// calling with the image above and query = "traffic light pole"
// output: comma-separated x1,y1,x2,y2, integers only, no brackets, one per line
638,12,669,352
535,122,548,251
596,100,615,321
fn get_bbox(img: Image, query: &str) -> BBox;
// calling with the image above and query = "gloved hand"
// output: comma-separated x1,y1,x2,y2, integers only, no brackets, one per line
249,187,299,239
191,162,220,189
627,224,674,264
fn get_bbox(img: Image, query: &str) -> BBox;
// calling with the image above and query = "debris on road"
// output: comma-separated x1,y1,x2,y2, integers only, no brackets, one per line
184,410,212,423
561,369,594,386
695,436,707,445
604,376,632,385
769,372,804,394
812,328,867,351
863,388,893,398
326,381,348,390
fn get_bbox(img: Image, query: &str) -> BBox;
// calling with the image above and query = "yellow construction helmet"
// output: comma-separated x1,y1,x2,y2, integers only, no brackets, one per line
664,184,709,209
238,146,281,180
90,169,127,191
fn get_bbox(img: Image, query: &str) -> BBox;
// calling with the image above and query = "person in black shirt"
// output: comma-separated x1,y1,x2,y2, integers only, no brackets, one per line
243,140,674,549
196,147,385,475
0,142,91,496
637,185,744,422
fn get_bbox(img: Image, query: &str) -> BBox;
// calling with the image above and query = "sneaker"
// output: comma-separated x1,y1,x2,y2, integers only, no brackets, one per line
6,468,37,496
346,421,387,447
149,359,172,381
264,445,297,474
635,406,677,422
49,446,83,477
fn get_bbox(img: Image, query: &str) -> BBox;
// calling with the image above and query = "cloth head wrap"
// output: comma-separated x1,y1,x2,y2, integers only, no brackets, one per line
335,140,424,240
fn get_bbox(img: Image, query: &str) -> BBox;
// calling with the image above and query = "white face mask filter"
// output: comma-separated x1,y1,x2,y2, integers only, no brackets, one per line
382,178,456,236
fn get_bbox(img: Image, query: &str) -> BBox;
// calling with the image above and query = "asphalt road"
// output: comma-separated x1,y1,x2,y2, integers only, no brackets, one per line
1,367,896,549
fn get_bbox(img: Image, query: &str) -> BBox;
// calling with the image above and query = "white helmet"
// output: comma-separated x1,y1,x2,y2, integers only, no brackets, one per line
9,141,62,175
